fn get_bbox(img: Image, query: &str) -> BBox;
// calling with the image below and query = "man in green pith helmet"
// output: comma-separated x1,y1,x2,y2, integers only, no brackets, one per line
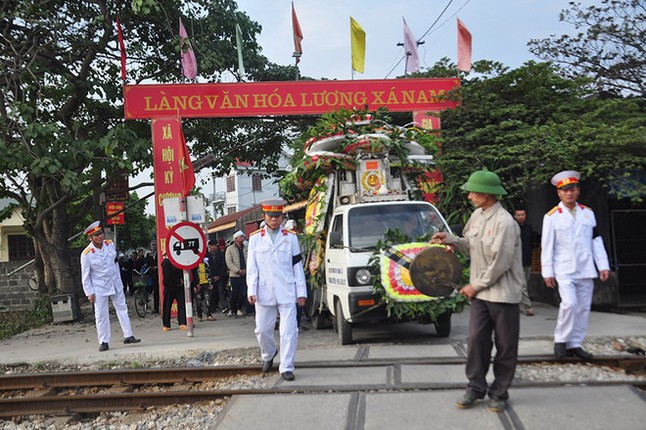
432,170,523,413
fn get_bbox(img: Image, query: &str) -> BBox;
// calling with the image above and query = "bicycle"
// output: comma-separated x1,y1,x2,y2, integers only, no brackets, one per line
133,266,150,318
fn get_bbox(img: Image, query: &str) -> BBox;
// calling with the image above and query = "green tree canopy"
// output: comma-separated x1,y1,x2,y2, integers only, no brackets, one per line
429,60,645,224
528,0,645,97
0,0,302,294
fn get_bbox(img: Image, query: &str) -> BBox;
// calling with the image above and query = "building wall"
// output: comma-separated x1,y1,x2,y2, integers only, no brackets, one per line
0,207,28,263
237,172,280,209
221,152,290,214
0,261,39,312
0,248,84,312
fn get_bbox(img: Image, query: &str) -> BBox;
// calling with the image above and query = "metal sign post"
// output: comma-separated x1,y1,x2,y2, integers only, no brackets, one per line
165,219,207,337
182,268,193,337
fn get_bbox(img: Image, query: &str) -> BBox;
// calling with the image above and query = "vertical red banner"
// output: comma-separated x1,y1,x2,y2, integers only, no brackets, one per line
152,118,187,317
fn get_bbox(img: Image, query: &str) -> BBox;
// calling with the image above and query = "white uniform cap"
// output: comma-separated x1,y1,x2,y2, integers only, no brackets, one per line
83,220,102,236
232,230,245,239
550,170,581,189
260,199,287,216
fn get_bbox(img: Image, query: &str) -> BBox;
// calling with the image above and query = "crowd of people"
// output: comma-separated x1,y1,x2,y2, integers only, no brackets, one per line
114,216,305,335
80,170,610,394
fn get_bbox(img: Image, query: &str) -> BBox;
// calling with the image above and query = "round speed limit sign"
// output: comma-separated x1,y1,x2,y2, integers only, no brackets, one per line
165,222,207,270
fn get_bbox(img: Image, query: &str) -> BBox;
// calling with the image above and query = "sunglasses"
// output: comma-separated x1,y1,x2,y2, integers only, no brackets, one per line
91,230,104,237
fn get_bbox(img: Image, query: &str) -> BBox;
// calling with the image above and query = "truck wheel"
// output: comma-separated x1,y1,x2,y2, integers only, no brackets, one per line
336,301,353,345
307,285,327,330
434,311,451,337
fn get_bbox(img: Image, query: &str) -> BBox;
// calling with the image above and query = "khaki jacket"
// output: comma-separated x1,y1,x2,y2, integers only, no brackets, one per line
445,201,523,304
225,243,248,278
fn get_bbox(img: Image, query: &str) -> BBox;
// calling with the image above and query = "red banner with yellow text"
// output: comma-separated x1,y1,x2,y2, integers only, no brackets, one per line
106,202,125,225
124,78,460,119
152,118,190,317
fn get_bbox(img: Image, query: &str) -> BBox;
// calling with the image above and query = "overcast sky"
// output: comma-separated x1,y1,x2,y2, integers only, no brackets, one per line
137,0,596,215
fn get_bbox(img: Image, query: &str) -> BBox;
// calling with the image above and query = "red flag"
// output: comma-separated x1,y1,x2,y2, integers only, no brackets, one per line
179,17,198,79
457,18,472,72
179,124,195,196
116,17,127,81
291,2,303,63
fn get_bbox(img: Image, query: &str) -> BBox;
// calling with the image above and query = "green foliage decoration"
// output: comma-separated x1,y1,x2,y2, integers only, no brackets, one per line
280,107,441,202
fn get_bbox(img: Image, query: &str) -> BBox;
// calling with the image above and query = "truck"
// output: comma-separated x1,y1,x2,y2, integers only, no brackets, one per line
281,110,465,345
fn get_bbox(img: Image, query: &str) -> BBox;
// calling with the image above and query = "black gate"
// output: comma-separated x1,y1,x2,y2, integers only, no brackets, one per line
611,209,646,306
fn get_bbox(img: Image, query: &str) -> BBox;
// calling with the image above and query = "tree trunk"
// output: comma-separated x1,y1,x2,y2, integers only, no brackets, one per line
31,206,79,295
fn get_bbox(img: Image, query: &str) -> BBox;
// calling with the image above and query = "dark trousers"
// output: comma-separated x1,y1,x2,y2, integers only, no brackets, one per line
192,284,211,318
122,273,133,295
466,299,520,400
209,279,228,312
149,275,159,313
162,285,186,327
229,276,246,315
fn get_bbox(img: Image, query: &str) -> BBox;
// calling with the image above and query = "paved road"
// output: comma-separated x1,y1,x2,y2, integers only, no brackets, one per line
1,302,645,430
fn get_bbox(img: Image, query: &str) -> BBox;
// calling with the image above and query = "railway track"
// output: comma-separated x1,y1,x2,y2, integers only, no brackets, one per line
1,355,645,419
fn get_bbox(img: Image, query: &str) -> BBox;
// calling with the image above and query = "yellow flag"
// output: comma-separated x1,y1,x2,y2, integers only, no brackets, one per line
350,17,365,73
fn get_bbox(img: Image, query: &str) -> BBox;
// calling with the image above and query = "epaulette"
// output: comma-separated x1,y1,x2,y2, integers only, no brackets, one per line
546,206,560,216
105,240,113,245
578,203,588,210
250,229,262,236
82,245,93,255
284,229,296,234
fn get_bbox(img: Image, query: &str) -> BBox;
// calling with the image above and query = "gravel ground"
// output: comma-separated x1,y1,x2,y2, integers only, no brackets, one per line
1,337,645,430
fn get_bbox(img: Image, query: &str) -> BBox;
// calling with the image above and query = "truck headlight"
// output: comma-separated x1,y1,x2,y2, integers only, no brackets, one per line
355,268,372,285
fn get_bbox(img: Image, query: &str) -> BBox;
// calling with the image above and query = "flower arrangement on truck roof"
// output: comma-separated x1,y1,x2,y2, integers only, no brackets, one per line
280,108,468,345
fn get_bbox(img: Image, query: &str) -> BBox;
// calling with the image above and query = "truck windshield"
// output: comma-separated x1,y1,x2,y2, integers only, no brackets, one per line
348,203,447,250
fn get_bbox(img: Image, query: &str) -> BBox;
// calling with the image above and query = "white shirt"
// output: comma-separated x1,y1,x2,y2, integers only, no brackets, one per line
247,226,307,305
541,201,610,279
80,240,122,297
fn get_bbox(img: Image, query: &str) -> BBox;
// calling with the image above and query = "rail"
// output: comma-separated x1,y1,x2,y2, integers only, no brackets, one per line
1,355,644,418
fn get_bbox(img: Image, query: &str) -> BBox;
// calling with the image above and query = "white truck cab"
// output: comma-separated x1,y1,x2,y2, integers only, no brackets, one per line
305,150,454,345
318,200,452,344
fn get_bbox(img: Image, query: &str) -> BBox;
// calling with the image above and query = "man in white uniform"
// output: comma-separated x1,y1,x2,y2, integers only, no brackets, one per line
541,171,610,360
80,221,141,352
247,200,307,381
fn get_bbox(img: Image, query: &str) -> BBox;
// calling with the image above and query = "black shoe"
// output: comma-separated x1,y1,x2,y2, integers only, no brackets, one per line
281,371,295,381
262,351,278,372
488,397,507,412
567,347,593,360
123,336,141,344
99,342,109,352
554,342,567,358
456,394,478,409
